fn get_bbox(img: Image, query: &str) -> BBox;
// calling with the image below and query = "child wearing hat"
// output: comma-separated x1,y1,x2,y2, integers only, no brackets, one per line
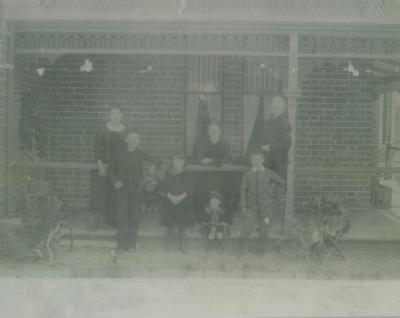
160,154,194,252
200,191,230,253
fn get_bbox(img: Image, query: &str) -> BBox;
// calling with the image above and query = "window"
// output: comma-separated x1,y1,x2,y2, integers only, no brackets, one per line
185,56,222,156
242,57,285,155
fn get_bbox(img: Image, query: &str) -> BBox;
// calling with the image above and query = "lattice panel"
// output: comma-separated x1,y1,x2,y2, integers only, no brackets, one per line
299,35,400,55
15,32,290,55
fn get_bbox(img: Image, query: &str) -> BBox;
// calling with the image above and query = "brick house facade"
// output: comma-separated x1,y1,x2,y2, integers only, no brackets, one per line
296,59,377,210
10,53,382,212
1,0,400,216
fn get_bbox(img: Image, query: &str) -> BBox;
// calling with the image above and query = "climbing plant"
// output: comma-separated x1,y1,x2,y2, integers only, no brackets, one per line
19,89,45,158
276,194,351,261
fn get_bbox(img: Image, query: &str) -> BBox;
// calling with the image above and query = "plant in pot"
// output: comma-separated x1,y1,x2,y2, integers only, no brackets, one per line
274,193,351,261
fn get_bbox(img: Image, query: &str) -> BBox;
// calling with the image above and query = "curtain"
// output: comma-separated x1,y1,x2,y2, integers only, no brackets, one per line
186,55,222,156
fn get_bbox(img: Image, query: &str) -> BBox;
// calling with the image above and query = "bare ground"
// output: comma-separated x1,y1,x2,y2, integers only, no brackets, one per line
1,240,400,280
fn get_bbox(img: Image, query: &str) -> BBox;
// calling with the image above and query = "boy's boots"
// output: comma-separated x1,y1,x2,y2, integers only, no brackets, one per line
179,237,187,253
206,239,212,253
257,237,267,255
257,225,270,255
216,232,224,253
237,238,248,255
217,239,223,254
166,228,174,252
178,229,187,253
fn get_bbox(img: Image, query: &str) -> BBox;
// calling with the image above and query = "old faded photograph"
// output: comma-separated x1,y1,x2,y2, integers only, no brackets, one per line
1,0,400,317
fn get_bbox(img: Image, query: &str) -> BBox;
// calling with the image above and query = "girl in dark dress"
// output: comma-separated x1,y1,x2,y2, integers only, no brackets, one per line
160,155,194,252
91,107,125,228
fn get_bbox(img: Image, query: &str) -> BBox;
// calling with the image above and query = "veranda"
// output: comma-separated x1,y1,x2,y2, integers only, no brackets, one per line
1,0,400,244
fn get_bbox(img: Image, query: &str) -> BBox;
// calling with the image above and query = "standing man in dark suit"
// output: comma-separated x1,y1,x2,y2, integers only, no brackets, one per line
109,129,157,253
261,94,292,182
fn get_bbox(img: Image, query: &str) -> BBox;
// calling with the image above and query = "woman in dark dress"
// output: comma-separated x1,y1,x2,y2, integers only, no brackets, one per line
92,107,125,228
160,154,194,252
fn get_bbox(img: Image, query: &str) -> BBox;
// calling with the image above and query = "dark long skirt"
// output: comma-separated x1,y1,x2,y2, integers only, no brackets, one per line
160,197,195,228
90,170,116,227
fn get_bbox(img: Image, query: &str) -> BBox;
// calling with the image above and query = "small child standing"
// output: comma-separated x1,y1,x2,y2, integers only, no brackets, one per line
109,129,156,253
139,162,163,213
201,192,230,253
239,151,284,255
160,155,194,252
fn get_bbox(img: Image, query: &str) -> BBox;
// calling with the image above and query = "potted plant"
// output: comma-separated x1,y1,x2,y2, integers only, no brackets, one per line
275,194,351,261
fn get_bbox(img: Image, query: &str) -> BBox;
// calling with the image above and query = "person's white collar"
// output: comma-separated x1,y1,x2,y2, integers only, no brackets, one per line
173,169,183,175
107,122,125,132
272,109,286,119
209,138,220,145
251,166,265,172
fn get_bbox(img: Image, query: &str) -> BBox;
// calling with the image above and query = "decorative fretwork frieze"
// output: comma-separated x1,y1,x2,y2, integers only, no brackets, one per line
15,32,290,54
298,57,375,75
376,80,400,93
244,56,288,92
299,35,400,55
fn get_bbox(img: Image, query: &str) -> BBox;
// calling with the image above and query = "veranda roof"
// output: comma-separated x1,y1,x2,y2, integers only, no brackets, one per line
4,0,400,25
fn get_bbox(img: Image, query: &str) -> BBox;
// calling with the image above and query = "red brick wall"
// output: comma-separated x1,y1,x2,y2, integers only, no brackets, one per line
14,53,378,212
43,54,186,162
296,59,377,209
221,56,243,157
30,54,249,209
36,54,186,208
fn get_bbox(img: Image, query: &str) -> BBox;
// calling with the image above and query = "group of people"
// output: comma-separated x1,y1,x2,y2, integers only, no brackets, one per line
92,94,291,255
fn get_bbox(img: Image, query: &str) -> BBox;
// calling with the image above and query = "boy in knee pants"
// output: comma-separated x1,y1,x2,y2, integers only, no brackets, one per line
239,151,284,255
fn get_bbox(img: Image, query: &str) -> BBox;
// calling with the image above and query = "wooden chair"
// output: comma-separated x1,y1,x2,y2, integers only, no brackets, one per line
370,175,392,209
24,193,74,265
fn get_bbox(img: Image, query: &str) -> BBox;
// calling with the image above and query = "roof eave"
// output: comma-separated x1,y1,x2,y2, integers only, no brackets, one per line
7,19,400,37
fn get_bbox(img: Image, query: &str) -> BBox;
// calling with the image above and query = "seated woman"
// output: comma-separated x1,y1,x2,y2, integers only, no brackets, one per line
195,120,231,166
193,121,235,224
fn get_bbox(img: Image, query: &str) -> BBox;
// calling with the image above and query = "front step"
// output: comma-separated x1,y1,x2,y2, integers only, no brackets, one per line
59,223,285,249
380,180,400,216
65,208,286,244
59,237,259,251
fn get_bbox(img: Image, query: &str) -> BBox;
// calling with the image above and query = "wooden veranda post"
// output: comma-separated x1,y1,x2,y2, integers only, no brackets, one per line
5,24,16,215
284,34,300,221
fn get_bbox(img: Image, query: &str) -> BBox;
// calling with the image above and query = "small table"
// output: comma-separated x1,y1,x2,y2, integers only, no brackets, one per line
186,164,247,172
